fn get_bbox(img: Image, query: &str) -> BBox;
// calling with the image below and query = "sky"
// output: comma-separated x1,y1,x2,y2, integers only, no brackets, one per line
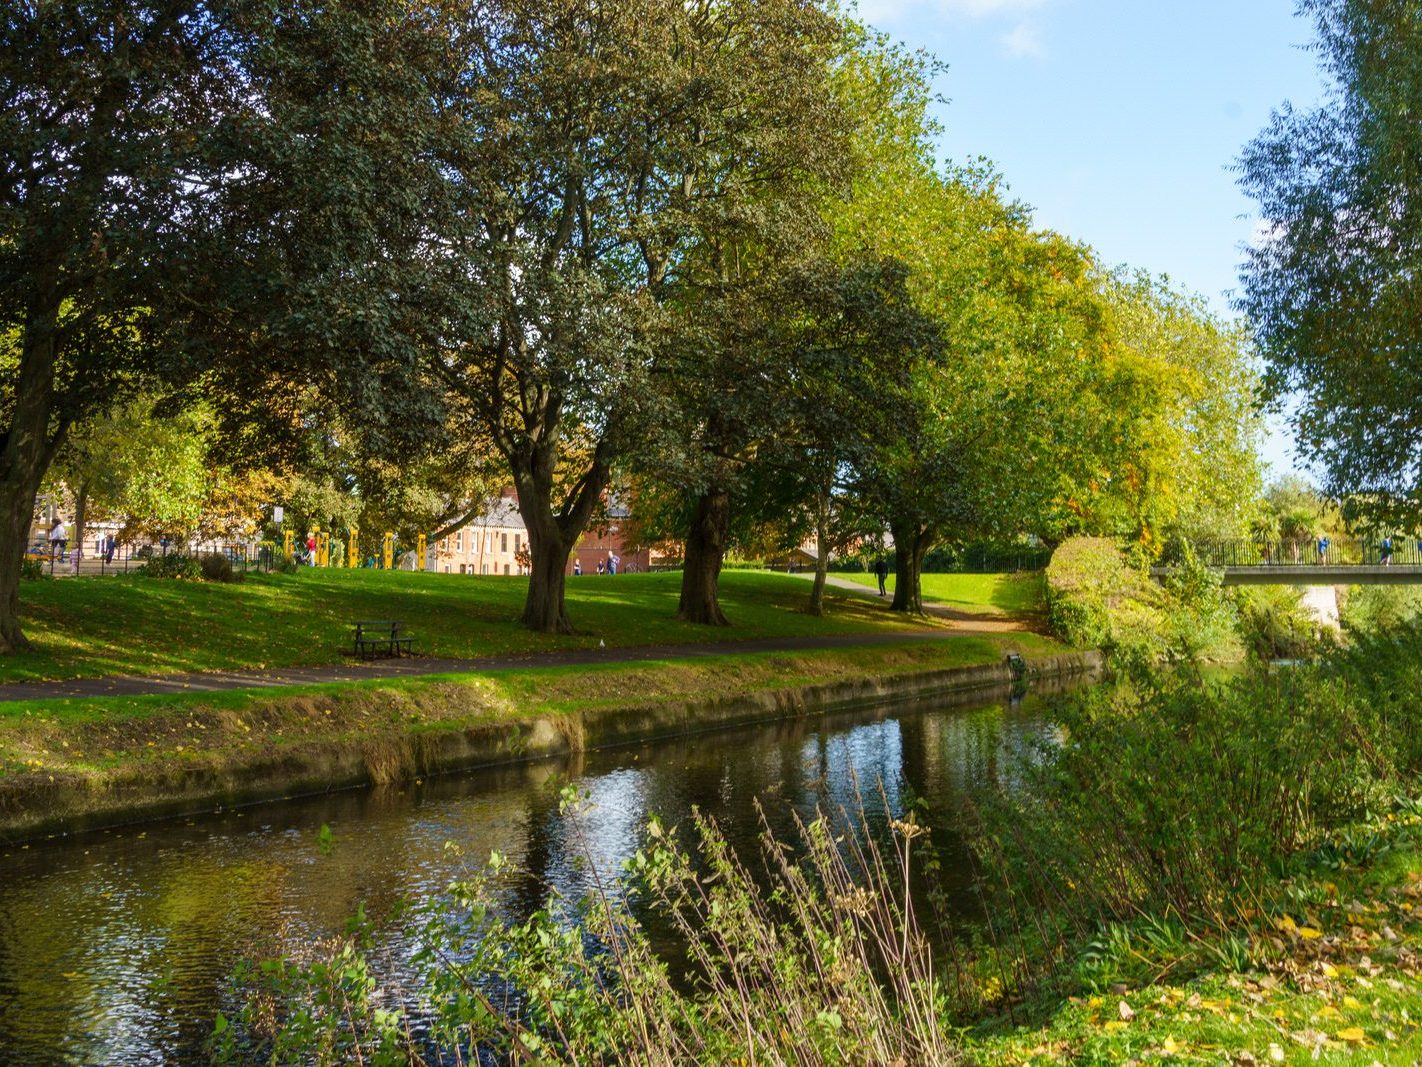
856,0,1332,478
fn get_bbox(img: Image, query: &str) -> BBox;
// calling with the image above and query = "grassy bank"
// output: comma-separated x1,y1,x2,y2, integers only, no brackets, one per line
5,570,953,684
967,803,1422,1065
835,570,1046,617
0,634,1075,840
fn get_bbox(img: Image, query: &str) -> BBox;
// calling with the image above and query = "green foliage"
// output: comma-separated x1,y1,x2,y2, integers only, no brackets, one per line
977,652,1421,934
1233,585,1325,661
219,792,965,1065
1338,584,1422,636
137,554,202,580
18,559,45,582
1046,537,1242,664
1239,0,1422,520
198,553,239,584
1044,538,1169,663
1159,544,1242,661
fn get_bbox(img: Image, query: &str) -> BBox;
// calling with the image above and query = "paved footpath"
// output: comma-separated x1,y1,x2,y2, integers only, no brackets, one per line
0,631,960,704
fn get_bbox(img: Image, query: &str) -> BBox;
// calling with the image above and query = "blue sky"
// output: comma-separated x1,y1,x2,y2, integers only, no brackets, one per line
858,0,1330,476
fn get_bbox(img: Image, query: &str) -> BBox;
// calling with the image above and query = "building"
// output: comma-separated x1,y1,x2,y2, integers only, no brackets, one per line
568,499,652,575
430,491,658,577
432,494,529,575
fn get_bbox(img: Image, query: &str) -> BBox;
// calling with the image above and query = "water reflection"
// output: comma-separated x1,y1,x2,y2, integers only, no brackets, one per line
0,681,1075,1064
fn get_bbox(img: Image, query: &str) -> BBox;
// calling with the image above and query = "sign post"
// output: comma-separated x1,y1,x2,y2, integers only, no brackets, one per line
348,527,359,568
382,531,394,570
417,532,427,571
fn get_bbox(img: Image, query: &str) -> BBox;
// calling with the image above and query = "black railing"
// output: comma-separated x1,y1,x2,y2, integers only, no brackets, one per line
1178,538,1422,569
24,537,275,576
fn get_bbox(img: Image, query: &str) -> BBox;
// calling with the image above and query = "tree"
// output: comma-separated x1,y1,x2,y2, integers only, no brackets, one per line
48,401,212,549
428,0,850,633
1238,0,1422,519
1,0,458,651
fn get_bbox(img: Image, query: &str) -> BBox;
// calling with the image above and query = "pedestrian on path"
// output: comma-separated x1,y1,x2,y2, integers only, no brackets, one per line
1381,535,1394,565
874,556,889,596
49,520,68,562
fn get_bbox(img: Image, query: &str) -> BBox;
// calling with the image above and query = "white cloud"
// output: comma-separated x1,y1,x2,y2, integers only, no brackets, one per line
1000,21,1046,58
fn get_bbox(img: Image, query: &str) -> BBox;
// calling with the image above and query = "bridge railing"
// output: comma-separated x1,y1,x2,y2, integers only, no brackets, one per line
1182,537,1421,568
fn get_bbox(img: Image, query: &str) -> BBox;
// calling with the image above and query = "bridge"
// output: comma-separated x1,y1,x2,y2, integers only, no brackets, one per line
1150,538,1422,586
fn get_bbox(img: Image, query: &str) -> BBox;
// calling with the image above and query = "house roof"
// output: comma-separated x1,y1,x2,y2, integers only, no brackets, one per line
463,497,526,532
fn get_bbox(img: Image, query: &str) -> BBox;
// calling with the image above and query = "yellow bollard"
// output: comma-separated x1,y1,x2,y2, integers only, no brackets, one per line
319,532,330,567
417,532,427,572
348,527,359,568
383,531,394,570
283,529,293,561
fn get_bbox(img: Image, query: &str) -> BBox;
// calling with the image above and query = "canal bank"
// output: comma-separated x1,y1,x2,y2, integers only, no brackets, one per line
0,643,1099,844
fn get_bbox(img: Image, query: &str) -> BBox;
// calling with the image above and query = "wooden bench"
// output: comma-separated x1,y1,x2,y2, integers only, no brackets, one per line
352,619,414,659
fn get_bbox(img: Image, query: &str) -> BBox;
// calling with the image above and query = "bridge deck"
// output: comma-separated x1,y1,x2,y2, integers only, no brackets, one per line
1149,565,1422,586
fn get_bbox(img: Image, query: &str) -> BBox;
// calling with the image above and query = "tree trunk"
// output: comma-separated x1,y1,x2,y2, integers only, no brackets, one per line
889,515,932,615
679,486,731,625
807,491,830,617
0,480,35,654
508,439,612,635
521,507,574,634
0,296,64,653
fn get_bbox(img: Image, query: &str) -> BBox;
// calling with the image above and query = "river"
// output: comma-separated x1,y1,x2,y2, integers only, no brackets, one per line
0,680,1079,1064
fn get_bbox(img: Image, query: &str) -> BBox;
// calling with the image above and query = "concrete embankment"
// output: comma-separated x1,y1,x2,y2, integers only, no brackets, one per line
0,651,1101,844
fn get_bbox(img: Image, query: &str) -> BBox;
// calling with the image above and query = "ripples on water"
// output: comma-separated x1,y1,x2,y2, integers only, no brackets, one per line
0,683,1072,1064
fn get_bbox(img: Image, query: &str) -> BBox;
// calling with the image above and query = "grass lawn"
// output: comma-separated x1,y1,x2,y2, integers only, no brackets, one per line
4,569,969,684
968,810,1422,1066
836,570,1046,616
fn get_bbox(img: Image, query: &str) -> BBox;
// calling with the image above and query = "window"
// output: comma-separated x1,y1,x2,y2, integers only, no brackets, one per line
503,563,510,575
459,564,467,575
485,533,491,552
514,533,521,552
501,532,508,553
454,531,462,551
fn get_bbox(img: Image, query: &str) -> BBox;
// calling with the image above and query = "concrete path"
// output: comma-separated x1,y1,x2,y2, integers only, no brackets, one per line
0,631,962,704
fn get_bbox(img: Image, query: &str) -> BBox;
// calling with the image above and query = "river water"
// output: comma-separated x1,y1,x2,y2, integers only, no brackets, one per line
0,681,1077,1064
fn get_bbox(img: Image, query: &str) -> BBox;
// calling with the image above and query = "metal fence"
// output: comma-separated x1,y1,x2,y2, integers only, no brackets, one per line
25,536,275,577
1178,538,1421,568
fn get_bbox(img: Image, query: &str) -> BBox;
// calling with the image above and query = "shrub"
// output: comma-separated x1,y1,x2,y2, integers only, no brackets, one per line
1046,537,1242,664
1338,584,1422,635
975,644,1422,933
199,552,240,583
1044,537,1169,663
137,553,202,579
1234,584,1324,660
218,792,966,1065
19,557,46,581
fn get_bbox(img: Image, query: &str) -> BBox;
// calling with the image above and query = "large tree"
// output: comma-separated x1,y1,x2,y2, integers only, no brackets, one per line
1238,0,1422,517
429,0,849,633
0,0,457,652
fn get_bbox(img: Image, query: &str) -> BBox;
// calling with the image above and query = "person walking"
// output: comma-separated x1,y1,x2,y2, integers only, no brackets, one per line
1381,535,1394,566
573,559,582,576
103,533,116,564
1317,535,1330,563
49,520,68,562
874,556,889,597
